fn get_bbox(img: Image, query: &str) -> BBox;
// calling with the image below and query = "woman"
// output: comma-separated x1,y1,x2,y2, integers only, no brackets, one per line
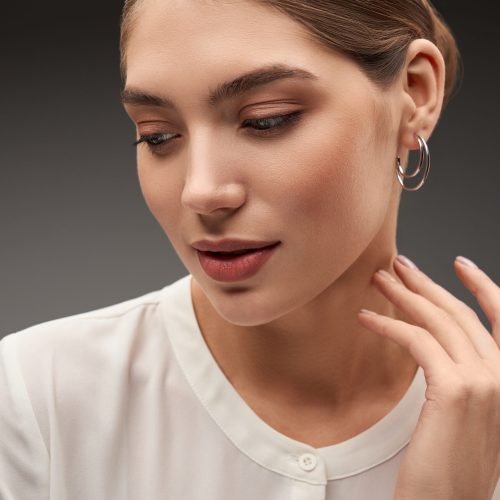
1,0,499,499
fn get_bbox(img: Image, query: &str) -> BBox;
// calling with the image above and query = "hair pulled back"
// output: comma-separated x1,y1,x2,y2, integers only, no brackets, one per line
120,0,461,106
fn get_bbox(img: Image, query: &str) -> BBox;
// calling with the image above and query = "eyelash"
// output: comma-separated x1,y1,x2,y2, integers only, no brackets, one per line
132,111,303,155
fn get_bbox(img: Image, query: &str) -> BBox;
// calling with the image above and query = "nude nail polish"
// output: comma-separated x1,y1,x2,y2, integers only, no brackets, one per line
396,254,418,270
456,256,478,269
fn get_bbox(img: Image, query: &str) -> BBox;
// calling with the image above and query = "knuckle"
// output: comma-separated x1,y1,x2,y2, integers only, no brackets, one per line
492,316,500,331
423,309,450,330
379,322,392,337
491,303,500,320
415,325,429,335
475,380,497,401
447,374,498,404
435,308,451,323
455,301,479,321
487,374,500,399
408,278,426,295
406,327,430,353
448,381,474,402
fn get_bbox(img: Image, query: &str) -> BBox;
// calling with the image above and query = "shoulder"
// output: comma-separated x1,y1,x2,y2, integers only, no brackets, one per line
0,286,169,394
0,273,192,405
1,274,193,379
0,290,170,408
0,286,174,453
3,287,163,357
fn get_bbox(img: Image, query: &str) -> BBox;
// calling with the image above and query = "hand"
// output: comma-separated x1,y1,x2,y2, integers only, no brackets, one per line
357,255,500,500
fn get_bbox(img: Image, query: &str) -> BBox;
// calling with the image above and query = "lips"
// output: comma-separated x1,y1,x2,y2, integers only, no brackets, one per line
191,239,281,253
204,248,259,257
196,242,281,282
201,244,278,259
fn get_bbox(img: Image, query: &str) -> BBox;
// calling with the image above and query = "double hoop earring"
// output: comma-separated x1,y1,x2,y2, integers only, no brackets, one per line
396,135,430,192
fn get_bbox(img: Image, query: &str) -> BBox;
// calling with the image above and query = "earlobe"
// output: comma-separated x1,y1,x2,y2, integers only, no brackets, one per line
399,39,446,150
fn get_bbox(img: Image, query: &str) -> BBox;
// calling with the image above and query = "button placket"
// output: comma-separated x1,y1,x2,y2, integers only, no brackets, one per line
298,452,318,471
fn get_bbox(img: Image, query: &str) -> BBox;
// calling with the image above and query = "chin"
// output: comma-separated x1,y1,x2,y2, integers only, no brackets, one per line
208,293,278,327
205,281,305,328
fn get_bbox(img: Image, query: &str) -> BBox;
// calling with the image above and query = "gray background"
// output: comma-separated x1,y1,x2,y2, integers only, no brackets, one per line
1,1,498,335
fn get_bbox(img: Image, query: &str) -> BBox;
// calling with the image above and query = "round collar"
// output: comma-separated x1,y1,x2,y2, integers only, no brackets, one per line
160,274,426,485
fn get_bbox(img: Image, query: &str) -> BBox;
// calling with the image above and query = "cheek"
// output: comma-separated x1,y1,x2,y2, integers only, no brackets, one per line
137,162,182,240
268,113,394,266
274,123,374,233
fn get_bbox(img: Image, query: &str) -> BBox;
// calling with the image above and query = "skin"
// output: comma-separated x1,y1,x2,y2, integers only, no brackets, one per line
362,260,500,499
122,1,500,497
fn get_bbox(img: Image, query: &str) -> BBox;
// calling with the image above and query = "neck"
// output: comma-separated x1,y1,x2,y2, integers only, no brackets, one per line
190,247,418,413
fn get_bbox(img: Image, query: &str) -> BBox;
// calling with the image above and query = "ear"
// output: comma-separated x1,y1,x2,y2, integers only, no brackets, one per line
398,39,446,151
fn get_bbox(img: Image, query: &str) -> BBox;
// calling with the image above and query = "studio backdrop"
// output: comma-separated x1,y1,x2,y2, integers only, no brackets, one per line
0,0,498,335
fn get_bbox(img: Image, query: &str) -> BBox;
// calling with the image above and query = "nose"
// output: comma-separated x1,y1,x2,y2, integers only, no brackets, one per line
181,136,246,216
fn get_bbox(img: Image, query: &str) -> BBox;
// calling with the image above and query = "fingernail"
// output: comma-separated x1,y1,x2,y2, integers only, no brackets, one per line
377,270,397,282
359,309,378,316
456,256,478,269
396,254,419,270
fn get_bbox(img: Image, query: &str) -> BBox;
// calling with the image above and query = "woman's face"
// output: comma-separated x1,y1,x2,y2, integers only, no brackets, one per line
123,0,403,326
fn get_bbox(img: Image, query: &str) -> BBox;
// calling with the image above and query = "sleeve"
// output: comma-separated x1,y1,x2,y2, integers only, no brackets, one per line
0,333,50,500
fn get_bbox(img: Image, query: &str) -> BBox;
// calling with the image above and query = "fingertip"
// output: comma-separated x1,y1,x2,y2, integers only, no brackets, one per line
395,254,419,270
454,257,484,293
455,256,479,270
359,308,378,316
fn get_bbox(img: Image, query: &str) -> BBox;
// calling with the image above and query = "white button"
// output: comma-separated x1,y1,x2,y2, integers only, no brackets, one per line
298,453,317,471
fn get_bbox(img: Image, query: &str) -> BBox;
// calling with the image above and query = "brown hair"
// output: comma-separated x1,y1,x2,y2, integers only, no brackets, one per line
119,0,461,106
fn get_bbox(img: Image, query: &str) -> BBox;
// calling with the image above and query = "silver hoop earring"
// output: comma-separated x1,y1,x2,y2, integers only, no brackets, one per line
396,135,430,192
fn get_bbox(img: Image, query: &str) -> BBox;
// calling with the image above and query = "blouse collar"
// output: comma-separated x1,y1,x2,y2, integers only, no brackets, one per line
160,274,426,485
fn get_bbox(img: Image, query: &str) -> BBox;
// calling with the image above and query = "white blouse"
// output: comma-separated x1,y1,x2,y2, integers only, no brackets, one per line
1,273,499,500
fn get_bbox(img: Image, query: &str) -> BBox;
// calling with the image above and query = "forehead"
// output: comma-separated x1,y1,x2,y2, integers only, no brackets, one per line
122,0,385,118
127,0,312,51
125,0,336,86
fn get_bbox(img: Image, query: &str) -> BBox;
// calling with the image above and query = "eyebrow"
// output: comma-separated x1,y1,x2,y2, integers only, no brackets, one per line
120,63,318,109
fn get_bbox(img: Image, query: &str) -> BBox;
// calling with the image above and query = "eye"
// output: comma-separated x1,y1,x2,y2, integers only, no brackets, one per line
133,133,178,154
241,111,303,135
132,111,303,156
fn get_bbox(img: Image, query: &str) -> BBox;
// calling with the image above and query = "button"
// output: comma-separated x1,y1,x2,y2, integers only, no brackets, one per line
298,453,317,471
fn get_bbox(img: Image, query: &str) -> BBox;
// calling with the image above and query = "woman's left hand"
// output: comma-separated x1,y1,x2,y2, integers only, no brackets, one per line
357,255,500,500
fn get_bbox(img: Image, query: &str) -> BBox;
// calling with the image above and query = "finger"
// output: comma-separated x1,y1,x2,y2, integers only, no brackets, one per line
372,269,479,365
357,310,454,380
392,256,498,360
454,256,500,348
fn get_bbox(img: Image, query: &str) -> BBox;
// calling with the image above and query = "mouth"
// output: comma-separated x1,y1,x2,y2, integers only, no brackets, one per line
196,242,281,282
199,242,281,258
